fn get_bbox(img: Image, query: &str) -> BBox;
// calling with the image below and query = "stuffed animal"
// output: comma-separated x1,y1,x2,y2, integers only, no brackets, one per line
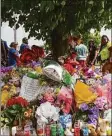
97,118,112,136
88,124,97,136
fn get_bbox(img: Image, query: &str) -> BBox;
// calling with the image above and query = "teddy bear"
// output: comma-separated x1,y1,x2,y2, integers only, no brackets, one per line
97,118,111,136
88,124,98,136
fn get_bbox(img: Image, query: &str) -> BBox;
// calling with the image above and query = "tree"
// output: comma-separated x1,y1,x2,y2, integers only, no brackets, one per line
83,31,101,47
1,0,112,60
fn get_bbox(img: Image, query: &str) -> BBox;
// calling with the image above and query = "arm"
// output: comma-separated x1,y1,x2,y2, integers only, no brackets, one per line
91,50,98,64
13,53,19,59
86,46,89,57
10,49,19,59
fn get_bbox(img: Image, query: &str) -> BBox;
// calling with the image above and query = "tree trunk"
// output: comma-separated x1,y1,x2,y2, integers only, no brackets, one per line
51,27,68,61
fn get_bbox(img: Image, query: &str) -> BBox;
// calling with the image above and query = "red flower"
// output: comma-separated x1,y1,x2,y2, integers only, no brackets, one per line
6,97,29,107
63,63,74,75
6,98,16,107
20,50,36,63
20,46,45,64
16,97,29,107
31,45,44,58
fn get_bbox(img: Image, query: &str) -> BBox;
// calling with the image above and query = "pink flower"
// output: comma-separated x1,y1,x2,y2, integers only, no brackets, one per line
94,96,108,110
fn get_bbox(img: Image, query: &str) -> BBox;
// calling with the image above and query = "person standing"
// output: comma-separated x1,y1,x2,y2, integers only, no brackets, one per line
97,35,110,65
1,40,8,66
75,37,88,67
19,37,29,54
8,42,19,66
68,36,77,53
87,39,98,66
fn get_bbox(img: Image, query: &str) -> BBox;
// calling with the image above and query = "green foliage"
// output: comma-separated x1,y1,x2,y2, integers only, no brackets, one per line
1,0,112,58
83,31,101,47
1,104,26,127
1,0,112,43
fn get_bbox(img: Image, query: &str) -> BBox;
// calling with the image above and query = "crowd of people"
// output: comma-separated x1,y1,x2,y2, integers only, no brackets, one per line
1,37,29,66
58,35,110,75
1,35,111,73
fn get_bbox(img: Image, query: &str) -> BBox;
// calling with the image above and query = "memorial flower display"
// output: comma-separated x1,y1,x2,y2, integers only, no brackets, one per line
1,59,112,136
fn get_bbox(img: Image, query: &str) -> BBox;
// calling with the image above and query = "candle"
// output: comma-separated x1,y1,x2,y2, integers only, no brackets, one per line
37,125,44,136
74,127,80,136
74,121,80,136
45,124,51,136
51,124,57,136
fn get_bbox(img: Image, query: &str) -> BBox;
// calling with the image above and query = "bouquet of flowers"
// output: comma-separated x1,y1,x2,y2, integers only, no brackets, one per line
35,102,59,125
1,96,32,135
74,103,99,127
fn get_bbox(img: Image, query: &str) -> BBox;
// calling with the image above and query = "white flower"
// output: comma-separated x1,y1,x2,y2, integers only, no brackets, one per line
35,102,59,123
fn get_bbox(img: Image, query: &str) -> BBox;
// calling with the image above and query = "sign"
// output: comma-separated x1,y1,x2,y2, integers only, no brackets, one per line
20,76,46,101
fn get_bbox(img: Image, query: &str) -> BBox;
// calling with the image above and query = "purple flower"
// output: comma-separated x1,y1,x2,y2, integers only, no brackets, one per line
1,66,13,73
88,119,97,126
88,116,97,126
80,103,89,111
88,114,98,120
89,106,99,115
94,97,107,110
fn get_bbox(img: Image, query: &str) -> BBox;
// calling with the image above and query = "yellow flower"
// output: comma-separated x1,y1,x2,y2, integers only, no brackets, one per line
10,85,16,96
107,129,112,135
1,90,10,105
55,88,60,95
3,85,9,90
35,66,43,74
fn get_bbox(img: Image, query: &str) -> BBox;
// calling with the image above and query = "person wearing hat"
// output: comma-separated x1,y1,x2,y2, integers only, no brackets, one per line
19,37,29,54
8,42,19,66
87,39,98,66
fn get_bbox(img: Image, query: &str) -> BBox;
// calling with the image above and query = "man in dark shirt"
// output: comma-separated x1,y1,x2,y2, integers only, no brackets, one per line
19,37,29,54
